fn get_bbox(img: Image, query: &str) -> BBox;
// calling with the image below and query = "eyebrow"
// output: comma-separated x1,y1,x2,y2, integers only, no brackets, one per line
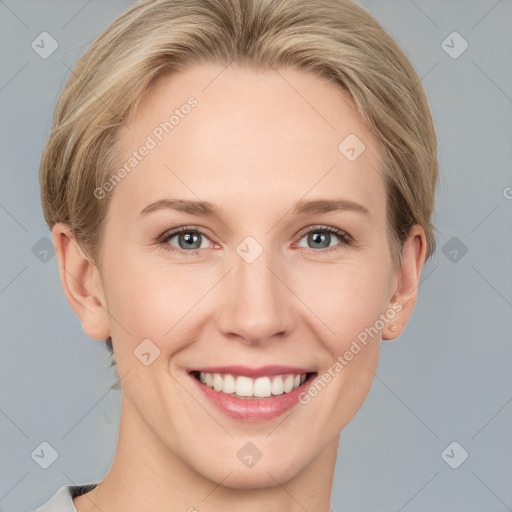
140,198,372,220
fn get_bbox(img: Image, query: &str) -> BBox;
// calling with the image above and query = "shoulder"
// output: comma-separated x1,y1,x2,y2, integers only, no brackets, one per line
33,483,98,512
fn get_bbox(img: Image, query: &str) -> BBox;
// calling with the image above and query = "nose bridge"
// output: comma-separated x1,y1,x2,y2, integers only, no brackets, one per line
217,239,292,342
236,246,278,298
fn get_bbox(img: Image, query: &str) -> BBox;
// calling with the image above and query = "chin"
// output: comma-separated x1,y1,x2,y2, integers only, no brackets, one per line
197,452,308,490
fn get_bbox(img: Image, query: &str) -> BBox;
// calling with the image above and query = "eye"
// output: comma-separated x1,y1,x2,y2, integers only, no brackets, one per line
158,224,353,257
294,225,353,253
159,227,213,255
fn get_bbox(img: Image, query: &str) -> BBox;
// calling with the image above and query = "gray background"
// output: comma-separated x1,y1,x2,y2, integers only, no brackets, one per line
0,1,511,511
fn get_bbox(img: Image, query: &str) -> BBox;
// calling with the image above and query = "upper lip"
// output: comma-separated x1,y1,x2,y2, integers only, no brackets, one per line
188,365,316,378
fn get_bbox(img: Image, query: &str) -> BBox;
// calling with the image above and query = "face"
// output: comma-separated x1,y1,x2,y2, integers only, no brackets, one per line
76,64,406,487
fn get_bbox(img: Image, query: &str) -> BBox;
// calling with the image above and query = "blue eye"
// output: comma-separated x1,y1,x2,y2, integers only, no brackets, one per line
158,225,352,256
294,225,352,253
160,227,211,254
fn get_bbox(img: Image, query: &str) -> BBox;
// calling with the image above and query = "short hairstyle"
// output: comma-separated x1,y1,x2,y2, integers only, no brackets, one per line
40,0,439,362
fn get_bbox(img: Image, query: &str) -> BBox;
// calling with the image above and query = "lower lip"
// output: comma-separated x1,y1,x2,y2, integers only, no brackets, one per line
190,373,315,422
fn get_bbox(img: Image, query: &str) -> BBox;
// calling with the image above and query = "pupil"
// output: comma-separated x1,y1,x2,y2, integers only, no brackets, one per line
181,232,200,249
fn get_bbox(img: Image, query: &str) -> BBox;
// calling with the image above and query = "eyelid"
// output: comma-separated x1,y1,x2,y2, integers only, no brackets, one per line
293,224,353,244
157,225,212,243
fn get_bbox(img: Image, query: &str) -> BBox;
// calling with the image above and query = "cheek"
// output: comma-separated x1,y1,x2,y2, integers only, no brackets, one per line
298,256,391,425
296,266,387,431
291,257,392,348
103,256,212,352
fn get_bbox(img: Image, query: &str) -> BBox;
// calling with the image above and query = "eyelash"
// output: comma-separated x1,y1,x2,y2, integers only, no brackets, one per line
157,225,353,257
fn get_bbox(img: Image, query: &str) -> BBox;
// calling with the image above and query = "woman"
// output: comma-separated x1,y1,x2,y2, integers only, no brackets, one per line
35,0,438,510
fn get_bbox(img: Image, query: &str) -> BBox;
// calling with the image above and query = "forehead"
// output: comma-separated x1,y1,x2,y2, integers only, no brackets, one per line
113,63,386,222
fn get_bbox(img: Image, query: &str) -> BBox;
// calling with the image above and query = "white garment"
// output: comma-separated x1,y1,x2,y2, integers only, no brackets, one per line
33,484,98,512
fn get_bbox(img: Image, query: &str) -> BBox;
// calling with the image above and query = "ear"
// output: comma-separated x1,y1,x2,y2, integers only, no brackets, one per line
383,224,428,341
51,222,110,341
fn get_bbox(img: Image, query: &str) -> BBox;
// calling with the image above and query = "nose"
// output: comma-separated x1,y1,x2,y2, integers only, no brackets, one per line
215,245,295,345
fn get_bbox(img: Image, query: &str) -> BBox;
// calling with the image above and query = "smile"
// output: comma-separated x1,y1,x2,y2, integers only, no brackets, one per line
188,365,317,421
193,371,308,398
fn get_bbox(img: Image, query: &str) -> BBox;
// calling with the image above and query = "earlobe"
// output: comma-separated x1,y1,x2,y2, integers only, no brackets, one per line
51,222,110,341
383,224,428,341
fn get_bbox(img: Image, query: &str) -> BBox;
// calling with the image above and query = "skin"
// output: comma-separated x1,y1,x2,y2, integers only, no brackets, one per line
52,63,427,512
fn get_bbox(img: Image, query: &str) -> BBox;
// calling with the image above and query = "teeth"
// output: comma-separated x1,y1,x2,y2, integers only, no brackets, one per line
197,372,308,398
253,377,272,398
223,373,236,394
236,376,253,397
271,376,284,396
213,373,223,392
283,374,294,393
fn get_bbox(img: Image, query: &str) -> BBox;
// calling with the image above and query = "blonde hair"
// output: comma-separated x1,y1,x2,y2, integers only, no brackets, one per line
40,0,439,357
